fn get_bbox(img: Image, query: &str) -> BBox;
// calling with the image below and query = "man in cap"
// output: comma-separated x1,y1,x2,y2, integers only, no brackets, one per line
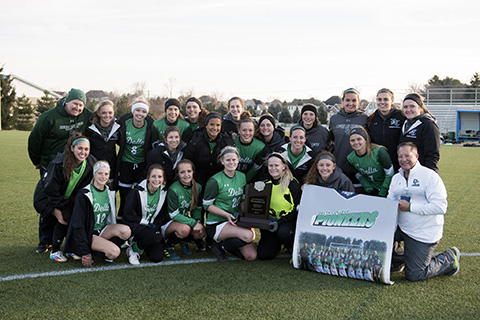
28,88,92,253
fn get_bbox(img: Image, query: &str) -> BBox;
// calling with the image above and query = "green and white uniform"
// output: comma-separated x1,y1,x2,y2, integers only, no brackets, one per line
347,146,394,197
90,185,111,231
234,136,266,182
203,171,246,224
152,117,191,142
122,118,147,164
167,180,202,228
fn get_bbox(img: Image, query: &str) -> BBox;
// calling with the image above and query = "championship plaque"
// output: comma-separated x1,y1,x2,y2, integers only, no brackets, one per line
237,181,274,230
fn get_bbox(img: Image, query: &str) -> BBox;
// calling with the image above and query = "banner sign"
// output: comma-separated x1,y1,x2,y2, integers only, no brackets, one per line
293,185,398,285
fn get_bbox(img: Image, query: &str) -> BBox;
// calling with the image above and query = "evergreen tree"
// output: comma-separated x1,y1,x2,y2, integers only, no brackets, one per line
115,94,130,118
279,108,292,123
318,105,328,124
292,107,301,123
469,72,480,88
217,104,228,116
15,94,34,130
36,90,57,116
0,65,17,130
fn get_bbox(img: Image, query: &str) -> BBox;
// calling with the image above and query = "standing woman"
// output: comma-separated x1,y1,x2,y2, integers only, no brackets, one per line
153,98,192,144
235,115,267,183
329,88,368,183
34,133,96,262
278,125,315,183
185,97,210,133
257,153,302,260
253,113,286,181
64,161,131,267
347,127,394,197
304,151,354,192
164,160,206,256
85,100,120,182
222,97,245,135
147,126,186,187
117,97,155,220
367,88,406,172
298,104,331,155
399,93,440,172
183,112,234,187
122,164,168,265
203,147,257,263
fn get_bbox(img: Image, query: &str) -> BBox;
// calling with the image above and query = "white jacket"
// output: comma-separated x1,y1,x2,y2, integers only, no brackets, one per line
387,162,447,243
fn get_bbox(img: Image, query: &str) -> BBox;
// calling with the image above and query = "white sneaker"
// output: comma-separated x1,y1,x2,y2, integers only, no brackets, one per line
127,246,140,265
50,251,67,262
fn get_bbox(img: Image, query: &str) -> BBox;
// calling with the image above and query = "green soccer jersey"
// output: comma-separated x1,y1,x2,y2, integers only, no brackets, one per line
146,188,161,223
167,180,203,228
122,118,147,163
234,136,266,182
203,171,246,224
90,185,111,231
347,146,394,196
152,118,191,142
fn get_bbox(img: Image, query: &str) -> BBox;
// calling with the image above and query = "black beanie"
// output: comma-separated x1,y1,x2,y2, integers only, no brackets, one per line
165,98,181,111
301,104,318,117
186,97,202,108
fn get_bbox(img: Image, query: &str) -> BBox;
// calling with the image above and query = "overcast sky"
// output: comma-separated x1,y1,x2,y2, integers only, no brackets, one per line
1,0,479,102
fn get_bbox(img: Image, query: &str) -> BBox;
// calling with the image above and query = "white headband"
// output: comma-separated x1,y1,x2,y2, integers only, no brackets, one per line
131,102,149,113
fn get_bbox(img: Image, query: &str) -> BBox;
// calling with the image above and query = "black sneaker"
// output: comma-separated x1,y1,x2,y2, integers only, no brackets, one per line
390,264,405,273
35,243,51,253
211,243,229,263
194,239,206,252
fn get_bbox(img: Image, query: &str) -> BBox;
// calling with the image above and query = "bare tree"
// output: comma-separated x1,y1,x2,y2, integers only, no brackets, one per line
132,81,146,97
164,76,177,98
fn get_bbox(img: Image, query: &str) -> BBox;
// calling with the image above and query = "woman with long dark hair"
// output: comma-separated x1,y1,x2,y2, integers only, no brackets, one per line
34,133,96,262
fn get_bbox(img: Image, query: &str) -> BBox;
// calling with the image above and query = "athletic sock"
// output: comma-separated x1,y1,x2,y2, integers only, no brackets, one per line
222,238,249,252
132,241,142,253
165,233,182,247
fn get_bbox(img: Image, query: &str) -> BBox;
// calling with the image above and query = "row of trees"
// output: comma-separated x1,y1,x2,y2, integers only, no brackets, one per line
2,63,479,131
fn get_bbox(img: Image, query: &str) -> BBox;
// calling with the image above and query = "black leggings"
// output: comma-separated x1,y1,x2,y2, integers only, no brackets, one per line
257,220,296,260
133,226,164,263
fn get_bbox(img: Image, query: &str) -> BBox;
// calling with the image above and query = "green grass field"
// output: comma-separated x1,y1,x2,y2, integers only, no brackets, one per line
1,130,479,319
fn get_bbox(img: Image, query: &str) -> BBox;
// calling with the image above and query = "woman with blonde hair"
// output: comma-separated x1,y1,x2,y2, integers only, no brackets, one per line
257,153,302,260
203,146,257,263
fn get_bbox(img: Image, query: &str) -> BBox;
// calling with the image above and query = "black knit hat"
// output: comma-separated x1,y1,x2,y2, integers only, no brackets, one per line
259,114,275,127
165,98,181,111
301,104,318,117
186,97,202,108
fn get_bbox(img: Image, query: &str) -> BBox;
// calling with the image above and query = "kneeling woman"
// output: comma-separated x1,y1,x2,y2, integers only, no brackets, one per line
203,147,257,262
164,160,206,258
35,133,96,262
65,161,131,267
347,127,394,197
257,153,302,260
304,151,354,192
123,164,168,265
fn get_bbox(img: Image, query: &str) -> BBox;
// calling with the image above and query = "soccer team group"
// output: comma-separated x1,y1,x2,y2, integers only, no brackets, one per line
27,87,460,282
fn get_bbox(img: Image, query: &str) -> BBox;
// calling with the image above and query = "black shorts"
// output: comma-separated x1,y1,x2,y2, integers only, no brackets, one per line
118,161,146,186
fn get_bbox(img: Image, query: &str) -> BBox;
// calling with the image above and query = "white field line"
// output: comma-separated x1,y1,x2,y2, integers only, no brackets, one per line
1,253,478,283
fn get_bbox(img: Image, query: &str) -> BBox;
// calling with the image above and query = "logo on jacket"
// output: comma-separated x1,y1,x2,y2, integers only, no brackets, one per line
390,119,401,128
412,179,420,187
406,129,417,138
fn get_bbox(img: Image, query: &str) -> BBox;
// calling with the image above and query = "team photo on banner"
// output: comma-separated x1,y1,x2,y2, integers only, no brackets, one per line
293,185,398,285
